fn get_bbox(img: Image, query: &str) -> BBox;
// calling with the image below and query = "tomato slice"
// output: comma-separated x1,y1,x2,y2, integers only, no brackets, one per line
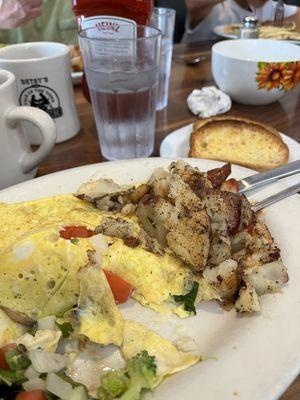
0,343,17,370
15,390,46,400
60,226,95,239
103,270,133,304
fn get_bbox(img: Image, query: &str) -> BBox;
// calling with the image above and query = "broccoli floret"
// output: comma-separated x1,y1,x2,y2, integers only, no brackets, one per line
98,351,157,400
98,371,129,400
122,350,157,399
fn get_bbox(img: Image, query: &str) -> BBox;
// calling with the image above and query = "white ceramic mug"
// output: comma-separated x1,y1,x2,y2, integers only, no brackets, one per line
0,42,80,144
0,69,56,189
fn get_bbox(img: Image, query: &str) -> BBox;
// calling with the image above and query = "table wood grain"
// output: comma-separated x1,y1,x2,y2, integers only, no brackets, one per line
37,41,300,400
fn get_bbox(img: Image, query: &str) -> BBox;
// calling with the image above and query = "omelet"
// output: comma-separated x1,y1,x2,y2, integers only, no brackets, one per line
0,227,93,320
122,320,199,384
102,240,194,316
0,309,27,347
77,266,123,346
0,194,102,253
0,193,198,325
0,221,124,346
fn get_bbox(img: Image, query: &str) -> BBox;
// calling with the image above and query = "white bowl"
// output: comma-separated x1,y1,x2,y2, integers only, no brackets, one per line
212,39,300,105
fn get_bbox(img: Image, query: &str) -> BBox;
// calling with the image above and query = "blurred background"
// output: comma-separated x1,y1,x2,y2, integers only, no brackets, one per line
155,0,300,43
0,0,299,45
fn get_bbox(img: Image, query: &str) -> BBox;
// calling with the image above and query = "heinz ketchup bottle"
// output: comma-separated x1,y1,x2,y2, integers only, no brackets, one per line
72,0,153,30
72,0,153,101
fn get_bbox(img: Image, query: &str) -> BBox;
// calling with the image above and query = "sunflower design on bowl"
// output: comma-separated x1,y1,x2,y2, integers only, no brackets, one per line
256,61,300,92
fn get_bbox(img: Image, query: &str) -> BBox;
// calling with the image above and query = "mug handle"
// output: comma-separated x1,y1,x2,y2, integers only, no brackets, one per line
6,106,57,173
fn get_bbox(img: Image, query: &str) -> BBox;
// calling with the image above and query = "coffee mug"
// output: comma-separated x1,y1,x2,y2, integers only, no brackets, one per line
0,42,80,145
0,69,56,189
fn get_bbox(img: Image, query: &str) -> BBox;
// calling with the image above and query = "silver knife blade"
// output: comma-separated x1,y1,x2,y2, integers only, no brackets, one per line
238,160,300,193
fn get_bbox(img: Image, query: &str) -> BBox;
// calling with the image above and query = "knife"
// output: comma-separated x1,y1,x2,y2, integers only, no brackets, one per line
238,160,300,193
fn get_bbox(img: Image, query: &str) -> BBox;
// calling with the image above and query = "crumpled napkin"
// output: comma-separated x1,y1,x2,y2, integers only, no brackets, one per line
187,86,232,118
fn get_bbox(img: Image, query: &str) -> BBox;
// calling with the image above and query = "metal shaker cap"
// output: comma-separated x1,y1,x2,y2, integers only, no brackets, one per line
243,16,259,28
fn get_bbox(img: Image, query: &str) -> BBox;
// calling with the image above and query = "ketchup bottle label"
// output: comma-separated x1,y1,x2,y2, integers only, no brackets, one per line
83,16,137,57
83,15,136,37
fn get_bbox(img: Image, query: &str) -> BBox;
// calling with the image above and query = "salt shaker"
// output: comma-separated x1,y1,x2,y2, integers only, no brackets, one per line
239,16,259,39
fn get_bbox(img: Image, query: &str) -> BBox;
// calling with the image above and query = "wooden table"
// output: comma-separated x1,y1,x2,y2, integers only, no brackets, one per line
37,41,300,400
38,40,300,175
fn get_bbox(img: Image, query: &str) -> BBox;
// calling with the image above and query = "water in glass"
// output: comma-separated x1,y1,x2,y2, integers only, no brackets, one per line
86,63,158,160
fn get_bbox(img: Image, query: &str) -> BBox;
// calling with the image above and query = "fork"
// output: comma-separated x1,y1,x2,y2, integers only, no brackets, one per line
237,160,300,211
238,159,300,193
252,181,300,212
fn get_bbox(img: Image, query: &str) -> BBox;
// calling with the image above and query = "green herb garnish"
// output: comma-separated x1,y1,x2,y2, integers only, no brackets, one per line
57,371,82,388
56,321,74,338
174,282,199,315
6,345,30,371
0,370,26,386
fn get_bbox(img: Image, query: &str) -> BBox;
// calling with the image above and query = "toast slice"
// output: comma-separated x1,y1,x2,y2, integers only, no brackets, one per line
189,116,289,171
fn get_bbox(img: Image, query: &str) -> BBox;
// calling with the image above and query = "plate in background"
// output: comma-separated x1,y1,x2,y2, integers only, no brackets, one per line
159,124,300,188
214,24,300,45
160,123,300,161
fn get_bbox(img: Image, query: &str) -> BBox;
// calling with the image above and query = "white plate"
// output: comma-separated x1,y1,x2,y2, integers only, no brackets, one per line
214,24,300,45
160,124,300,188
0,158,300,400
214,24,242,40
71,71,83,85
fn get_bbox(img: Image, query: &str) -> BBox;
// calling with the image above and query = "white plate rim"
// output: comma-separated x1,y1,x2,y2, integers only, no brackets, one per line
214,24,240,40
0,157,299,400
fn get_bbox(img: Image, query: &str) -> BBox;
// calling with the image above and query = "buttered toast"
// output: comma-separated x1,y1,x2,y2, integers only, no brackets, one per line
189,116,289,171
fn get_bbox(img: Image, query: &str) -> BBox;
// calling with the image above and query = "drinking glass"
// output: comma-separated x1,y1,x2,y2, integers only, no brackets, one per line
151,7,176,111
79,25,161,160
